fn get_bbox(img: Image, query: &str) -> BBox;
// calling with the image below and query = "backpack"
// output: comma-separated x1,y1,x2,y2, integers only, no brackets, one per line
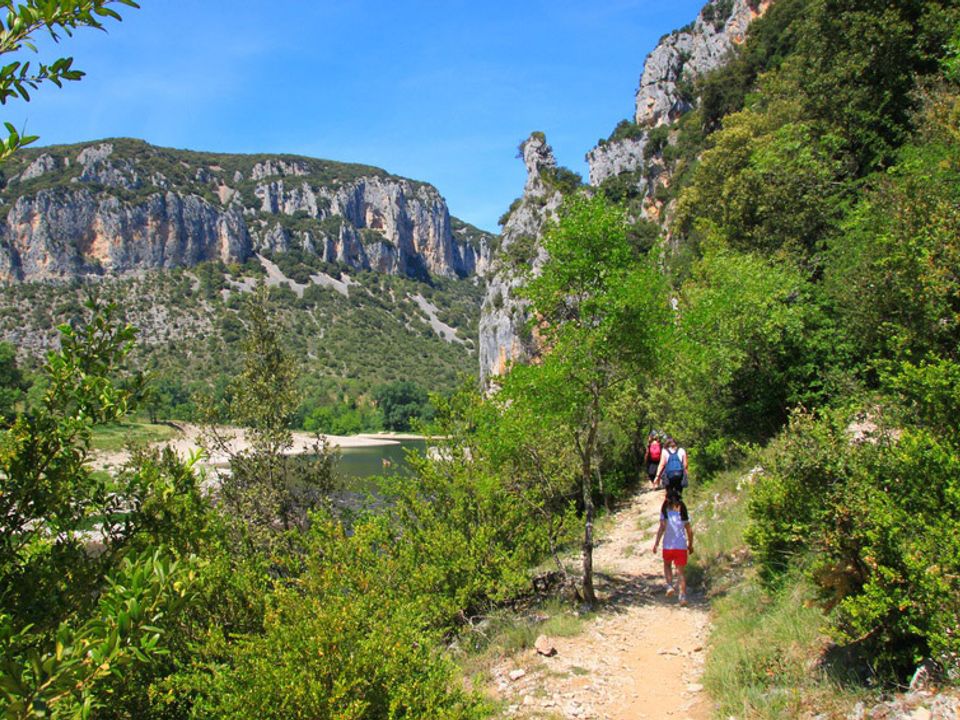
664,449,686,487
648,440,661,462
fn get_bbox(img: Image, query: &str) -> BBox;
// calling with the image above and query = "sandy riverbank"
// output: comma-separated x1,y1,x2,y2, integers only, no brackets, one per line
92,423,416,471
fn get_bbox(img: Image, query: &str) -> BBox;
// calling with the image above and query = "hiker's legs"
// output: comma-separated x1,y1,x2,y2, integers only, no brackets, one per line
676,564,686,596
663,557,674,589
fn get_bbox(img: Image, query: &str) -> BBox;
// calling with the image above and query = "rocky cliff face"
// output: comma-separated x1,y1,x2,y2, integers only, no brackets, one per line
634,0,770,128
587,0,772,188
480,0,773,383
478,133,563,383
0,140,492,283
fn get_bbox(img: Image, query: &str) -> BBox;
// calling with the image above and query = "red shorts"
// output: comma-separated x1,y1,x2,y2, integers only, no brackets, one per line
663,548,688,567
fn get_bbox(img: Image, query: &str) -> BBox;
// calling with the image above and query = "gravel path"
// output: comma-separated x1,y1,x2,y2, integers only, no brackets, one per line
490,489,712,719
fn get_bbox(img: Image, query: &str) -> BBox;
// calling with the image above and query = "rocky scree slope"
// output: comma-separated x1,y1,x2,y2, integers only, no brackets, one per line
0,138,493,283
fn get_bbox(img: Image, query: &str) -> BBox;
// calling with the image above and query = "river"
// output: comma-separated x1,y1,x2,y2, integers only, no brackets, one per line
336,438,428,481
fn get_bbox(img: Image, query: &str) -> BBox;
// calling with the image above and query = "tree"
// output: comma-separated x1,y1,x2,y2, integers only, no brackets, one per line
0,340,25,421
512,194,669,604
0,297,144,626
373,380,432,431
0,0,140,161
673,104,843,262
789,0,960,174
0,297,194,718
0,0,140,162
657,243,822,467
200,289,338,553
824,87,960,366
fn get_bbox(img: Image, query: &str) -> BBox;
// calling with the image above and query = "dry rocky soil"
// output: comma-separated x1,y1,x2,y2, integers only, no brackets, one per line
487,489,712,720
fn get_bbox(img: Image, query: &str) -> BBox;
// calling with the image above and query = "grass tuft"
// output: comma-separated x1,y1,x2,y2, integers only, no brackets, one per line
456,599,590,684
90,421,179,452
686,463,866,718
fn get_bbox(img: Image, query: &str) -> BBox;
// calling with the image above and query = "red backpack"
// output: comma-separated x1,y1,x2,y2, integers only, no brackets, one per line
648,440,661,462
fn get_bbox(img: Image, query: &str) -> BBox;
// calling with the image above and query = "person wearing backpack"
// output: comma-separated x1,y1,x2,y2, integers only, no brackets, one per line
642,431,662,488
654,436,688,493
652,488,694,606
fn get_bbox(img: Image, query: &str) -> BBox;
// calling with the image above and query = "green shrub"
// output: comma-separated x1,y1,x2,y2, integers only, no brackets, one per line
189,518,488,720
302,400,383,434
702,0,735,31
744,408,854,581
814,429,960,676
600,119,646,146
503,234,538,269
540,165,582,195
643,125,669,160
374,380,433,431
746,405,960,680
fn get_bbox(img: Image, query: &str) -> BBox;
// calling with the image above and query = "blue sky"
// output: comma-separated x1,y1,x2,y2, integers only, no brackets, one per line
7,1,706,232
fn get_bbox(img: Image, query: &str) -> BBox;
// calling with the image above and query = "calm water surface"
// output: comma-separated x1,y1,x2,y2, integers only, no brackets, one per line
336,438,427,481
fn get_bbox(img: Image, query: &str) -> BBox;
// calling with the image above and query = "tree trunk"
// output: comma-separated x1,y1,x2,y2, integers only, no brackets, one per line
578,390,601,607
597,467,610,511
581,465,597,605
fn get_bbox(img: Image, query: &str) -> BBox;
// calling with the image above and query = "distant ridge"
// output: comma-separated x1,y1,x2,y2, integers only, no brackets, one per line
0,138,493,283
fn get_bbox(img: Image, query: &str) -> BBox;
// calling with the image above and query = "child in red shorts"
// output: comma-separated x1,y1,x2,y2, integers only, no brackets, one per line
652,488,694,606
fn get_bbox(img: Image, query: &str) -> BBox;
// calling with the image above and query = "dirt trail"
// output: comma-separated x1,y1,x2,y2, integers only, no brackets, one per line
490,489,712,719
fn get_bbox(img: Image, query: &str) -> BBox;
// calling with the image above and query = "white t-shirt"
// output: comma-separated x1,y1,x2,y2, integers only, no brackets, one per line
661,447,686,474
660,501,690,550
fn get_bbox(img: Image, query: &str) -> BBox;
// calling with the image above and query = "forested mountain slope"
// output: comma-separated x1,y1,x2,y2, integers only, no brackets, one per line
0,140,494,424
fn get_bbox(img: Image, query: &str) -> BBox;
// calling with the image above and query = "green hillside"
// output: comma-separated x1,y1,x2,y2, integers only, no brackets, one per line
0,256,483,428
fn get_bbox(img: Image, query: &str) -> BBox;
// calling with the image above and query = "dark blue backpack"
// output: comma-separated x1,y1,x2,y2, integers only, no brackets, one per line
664,449,686,487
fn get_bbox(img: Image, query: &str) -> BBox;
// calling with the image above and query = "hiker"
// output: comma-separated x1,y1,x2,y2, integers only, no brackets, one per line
652,488,694,606
642,431,662,488
654,435,688,493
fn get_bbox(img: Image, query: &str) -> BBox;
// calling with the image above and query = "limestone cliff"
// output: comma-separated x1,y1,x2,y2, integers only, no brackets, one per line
587,0,772,188
480,0,773,383
0,139,492,283
478,133,563,383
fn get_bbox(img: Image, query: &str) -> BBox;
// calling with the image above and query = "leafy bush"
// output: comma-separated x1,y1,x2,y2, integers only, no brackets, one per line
643,125,669,160
654,245,821,470
602,119,646,146
374,380,433,431
701,0,734,31
746,404,960,679
0,300,204,717
673,109,843,260
745,408,855,582
189,517,488,720
302,400,383,435
0,340,25,422
824,90,960,364
502,234,539,269
540,165,582,195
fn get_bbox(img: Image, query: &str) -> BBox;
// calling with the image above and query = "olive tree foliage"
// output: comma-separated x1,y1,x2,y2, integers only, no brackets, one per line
0,297,195,719
0,0,139,161
510,193,670,605
200,289,338,555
